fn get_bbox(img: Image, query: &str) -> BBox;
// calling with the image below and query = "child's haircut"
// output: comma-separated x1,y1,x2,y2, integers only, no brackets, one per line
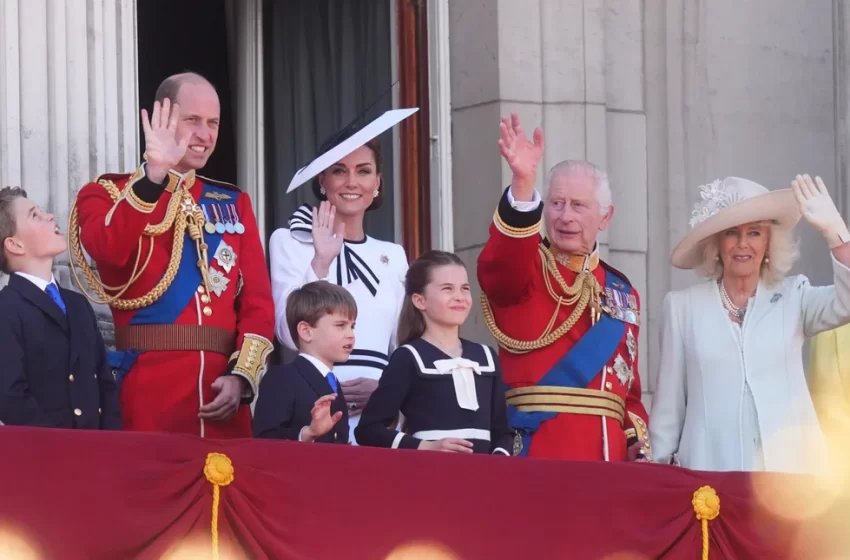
286,281,358,348
0,187,27,275
397,250,466,346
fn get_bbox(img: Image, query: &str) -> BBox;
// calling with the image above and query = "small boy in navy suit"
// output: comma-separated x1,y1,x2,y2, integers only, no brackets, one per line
0,187,121,429
254,281,353,443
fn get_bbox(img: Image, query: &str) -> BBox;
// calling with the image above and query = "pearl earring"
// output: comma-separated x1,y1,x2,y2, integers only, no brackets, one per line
716,256,720,261
764,255,770,264
373,189,380,197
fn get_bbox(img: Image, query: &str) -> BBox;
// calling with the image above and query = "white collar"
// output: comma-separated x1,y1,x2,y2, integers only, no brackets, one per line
300,353,332,378
15,272,56,292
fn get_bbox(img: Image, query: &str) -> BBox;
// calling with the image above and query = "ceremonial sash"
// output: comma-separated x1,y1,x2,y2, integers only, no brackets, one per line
112,181,229,384
508,269,628,456
129,181,227,326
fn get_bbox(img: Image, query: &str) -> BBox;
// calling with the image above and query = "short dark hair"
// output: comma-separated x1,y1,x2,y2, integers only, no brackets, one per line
154,72,216,105
286,281,358,349
0,186,27,275
311,130,384,212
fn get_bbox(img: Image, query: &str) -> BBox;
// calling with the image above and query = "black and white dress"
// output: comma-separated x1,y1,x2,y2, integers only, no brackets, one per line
355,337,514,455
269,204,408,442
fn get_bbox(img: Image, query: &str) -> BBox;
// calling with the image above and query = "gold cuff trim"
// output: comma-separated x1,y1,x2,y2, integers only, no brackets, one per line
493,210,541,239
232,334,273,393
627,411,653,461
624,428,637,440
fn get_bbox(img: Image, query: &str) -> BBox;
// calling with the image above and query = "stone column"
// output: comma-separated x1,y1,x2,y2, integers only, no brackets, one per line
0,0,139,344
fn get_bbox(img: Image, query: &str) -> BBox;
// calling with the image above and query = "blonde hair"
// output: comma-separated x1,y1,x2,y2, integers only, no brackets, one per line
694,222,799,286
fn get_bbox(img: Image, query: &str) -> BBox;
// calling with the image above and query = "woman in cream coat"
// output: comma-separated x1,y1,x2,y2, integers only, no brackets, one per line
649,174,850,474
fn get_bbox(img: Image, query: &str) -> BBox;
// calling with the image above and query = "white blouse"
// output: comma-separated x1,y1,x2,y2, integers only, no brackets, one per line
649,255,850,474
269,205,409,441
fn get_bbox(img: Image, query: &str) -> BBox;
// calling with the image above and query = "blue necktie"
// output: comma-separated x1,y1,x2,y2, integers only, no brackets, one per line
327,372,339,393
45,284,66,314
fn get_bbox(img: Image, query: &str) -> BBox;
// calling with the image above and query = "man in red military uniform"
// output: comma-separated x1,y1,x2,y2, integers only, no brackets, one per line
478,113,650,461
70,72,274,438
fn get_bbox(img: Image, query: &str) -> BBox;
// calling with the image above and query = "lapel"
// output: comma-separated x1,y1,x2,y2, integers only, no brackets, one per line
61,288,85,367
295,356,334,399
8,274,68,332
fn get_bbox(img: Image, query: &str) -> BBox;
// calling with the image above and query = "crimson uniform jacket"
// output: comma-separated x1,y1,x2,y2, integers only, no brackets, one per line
72,164,274,438
477,187,651,461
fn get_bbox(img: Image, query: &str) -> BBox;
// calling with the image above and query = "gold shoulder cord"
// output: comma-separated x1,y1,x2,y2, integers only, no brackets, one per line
69,178,212,310
481,244,602,355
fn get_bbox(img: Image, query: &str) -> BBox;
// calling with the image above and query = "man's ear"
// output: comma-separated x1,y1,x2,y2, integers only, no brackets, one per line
3,236,24,258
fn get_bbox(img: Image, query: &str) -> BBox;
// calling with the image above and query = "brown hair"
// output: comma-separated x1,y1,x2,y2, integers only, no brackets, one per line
397,250,466,346
286,281,358,349
0,187,27,275
311,133,384,212
154,72,216,105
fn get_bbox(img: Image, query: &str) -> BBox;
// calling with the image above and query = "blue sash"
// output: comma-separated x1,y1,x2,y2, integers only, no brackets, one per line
112,181,230,385
508,269,628,456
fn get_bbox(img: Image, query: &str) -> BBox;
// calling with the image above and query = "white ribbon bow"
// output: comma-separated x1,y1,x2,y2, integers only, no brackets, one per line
432,357,481,411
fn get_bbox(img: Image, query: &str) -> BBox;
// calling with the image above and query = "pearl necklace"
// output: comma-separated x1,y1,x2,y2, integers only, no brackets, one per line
718,280,747,324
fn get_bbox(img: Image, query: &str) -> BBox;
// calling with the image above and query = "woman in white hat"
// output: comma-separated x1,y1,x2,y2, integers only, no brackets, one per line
649,174,850,473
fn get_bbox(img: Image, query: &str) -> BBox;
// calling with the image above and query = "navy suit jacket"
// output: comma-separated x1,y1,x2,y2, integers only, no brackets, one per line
0,273,121,429
253,356,349,443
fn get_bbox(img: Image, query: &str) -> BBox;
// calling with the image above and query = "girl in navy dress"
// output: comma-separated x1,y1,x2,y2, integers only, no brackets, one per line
356,250,513,455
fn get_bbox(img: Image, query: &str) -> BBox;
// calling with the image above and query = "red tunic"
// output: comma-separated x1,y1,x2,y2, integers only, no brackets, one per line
73,166,274,438
477,188,650,461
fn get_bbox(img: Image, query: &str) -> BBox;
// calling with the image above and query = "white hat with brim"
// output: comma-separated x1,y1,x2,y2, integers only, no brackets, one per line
671,177,802,270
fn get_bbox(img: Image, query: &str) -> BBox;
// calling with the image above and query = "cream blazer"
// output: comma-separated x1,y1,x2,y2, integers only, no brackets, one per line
650,255,850,474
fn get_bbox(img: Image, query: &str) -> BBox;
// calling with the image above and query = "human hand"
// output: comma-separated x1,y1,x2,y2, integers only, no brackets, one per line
311,201,345,278
627,439,649,463
792,174,850,248
198,375,244,422
339,377,379,416
498,113,544,200
141,98,190,183
418,438,475,453
302,394,343,441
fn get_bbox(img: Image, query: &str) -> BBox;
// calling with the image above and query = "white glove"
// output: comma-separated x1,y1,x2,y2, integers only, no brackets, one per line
792,174,850,249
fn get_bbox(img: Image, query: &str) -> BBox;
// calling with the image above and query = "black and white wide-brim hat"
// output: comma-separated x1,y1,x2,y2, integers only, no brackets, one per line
671,177,802,269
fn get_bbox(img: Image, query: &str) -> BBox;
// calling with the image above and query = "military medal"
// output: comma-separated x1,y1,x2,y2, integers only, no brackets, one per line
213,241,237,274
224,214,236,234
613,354,633,388
202,206,216,235
626,329,637,362
212,205,226,235
208,267,231,297
230,204,246,234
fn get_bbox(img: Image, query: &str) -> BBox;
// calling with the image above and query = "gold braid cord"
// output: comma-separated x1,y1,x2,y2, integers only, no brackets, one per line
481,244,602,355
69,176,211,310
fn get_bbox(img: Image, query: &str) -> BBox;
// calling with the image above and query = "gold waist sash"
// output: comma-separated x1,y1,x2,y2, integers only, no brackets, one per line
506,386,625,426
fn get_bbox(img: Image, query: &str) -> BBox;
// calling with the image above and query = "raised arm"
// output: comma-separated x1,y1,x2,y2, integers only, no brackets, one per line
792,175,850,336
478,114,546,306
648,292,687,464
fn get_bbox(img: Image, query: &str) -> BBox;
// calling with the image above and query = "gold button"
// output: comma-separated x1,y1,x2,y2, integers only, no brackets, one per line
69,375,75,382
605,382,613,390
74,408,82,416
201,294,211,304
197,286,206,294
203,307,212,317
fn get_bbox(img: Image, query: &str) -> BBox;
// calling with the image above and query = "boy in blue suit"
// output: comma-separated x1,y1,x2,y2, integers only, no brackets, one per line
254,282,352,443
0,187,121,429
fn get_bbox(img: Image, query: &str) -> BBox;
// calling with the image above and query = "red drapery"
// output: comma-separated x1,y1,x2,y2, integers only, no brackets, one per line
0,426,848,559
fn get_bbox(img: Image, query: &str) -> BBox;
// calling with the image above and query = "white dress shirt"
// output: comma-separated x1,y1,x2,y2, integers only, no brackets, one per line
15,272,57,292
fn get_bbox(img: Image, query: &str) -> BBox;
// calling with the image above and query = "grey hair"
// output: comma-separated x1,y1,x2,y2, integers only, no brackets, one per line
694,223,799,286
546,160,612,215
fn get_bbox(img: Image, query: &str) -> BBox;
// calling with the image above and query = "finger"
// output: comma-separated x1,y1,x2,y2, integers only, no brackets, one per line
498,139,511,160
444,443,474,453
151,101,162,130
200,403,238,421
160,98,171,130
312,206,320,231
199,394,232,415
177,129,191,153
334,220,345,239
331,411,343,423
499,121,511,146
801,174,817,199
511,113,523,139
141,109,152,138
314,394,337,406
815,176,829,196
340,379,362,387
532,127,545,151
167,103,180,130
447,438,474,448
